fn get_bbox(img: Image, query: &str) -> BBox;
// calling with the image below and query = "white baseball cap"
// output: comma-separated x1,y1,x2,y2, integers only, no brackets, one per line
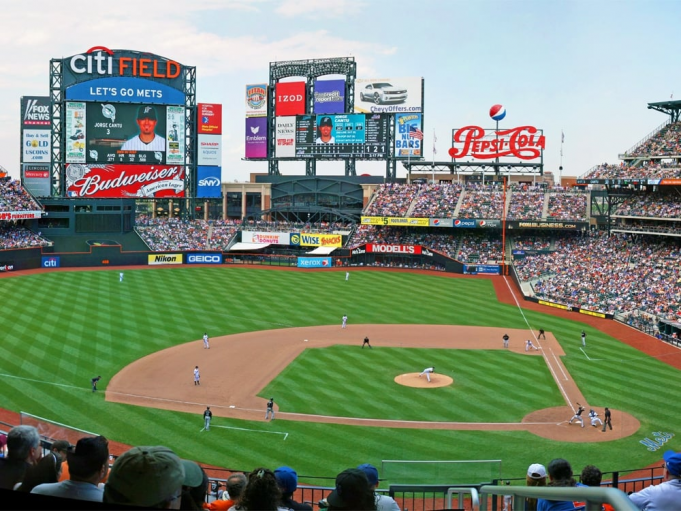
527,463,547,479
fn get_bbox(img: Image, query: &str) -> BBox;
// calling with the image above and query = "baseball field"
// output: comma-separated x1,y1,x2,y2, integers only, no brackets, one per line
1,266,678,483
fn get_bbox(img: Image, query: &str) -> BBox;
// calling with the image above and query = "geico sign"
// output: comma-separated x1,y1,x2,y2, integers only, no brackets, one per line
277,94,303,102
69,46,180,79
368,244,421,254
187,254,222,264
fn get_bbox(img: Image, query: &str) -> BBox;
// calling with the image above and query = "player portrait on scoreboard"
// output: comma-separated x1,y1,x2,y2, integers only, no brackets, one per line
121,105,167,151
316,116,335,144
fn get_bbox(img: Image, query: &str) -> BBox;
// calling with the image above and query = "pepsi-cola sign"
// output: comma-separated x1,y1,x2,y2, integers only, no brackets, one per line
449,126,545,160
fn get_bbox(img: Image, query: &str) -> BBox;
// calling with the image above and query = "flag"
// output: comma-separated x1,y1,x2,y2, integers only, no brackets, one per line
408,125,423,140
433,131,437,154
561,130,565,144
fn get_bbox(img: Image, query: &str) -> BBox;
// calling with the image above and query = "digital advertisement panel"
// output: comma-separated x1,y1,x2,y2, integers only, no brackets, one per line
65,77,186,105
197,166,222,198
275,82,306,116
245,117,268,158
65,164,185,198
313,79,345,114
198,103,223,134
245,84,268,117
23,130,51,163
293,114,388,158
395,113,423,158
198,135,221,166
275,116,296,158
242,232,291,245
21,96,50,128
22,164,51,198
354,77,423,114
67,102,185,165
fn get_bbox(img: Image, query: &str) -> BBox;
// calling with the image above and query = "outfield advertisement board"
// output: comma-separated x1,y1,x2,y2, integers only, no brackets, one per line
148,254,183,265
65,164,185,198
186,253,223,264
197,166,221,198
506,221,588,230
290,233,342,248
65,102,185,165
395,113,423,158
367,244,422,254
464,264,500,275
42,256,60,268
361,216,430,226
313,79,345,114
0,211,42,221
245,84,267,117
275,82,306,116
245,118,268,158
297,257,332,268
198,103,223,134
242,232,291,245
354,77,423,114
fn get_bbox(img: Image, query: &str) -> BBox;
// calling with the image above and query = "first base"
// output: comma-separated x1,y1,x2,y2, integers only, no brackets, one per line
304,339,308,342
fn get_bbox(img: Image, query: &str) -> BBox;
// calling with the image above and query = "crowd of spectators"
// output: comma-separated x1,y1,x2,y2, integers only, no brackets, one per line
0,179,41,212
627,121,681,158
0,224,51,250
348,225,459,257
614,192,681,218
457,233,503,263
364,183,420,217
582,161,681,180
458,189,505,219
513,236,552,251
547,192,588,221
135,217,239,251
612,221,681,235
514,231,681,320
410,183,463,218
507,186,546,220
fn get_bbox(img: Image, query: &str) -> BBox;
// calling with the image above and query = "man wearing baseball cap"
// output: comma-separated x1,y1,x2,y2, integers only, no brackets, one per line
357,463,400,511
274,466,311,511
628,450,681,509
525,463,547,511
121,105,167,152
316,116,335,144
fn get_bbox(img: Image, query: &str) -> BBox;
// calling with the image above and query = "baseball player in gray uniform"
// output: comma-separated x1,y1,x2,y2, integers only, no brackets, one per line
194,366,200,386
121,105,166,151
203,332,209,349
203,406,212,431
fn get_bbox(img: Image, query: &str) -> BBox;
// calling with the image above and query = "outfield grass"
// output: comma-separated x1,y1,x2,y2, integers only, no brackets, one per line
1,267,678,482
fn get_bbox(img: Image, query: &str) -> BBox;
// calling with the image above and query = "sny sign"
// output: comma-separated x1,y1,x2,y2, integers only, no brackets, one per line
449,126,545,160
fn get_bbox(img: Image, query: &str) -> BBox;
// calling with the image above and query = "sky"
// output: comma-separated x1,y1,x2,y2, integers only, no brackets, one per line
1,0,680,184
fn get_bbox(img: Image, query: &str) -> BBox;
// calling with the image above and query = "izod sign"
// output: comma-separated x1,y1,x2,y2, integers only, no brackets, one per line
275,82,306,116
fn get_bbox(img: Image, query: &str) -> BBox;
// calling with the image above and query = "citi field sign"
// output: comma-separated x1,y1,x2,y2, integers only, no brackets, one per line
61,47,185,90
449,126,545,160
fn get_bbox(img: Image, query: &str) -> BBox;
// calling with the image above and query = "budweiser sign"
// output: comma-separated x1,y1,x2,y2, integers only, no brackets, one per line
367,244,421,254
449,125,545,160
65,164,185,198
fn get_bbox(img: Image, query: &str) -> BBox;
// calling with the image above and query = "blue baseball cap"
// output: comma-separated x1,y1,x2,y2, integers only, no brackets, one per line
663,450,681,476
357,463,379,486
274,466,298,494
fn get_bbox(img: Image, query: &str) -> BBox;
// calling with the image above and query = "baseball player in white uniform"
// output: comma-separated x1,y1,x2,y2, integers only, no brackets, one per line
419,367,435,382
346,272,349,281
525,339,539,351
203,332,209,349
119,272,124,282
588,409,603,427
194,366,200,386
121,105,166,151
342,315,348,328
503,333,509,348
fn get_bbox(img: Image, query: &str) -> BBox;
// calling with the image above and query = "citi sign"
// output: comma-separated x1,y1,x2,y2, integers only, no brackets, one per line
187,254,223,264
42,256,60,268
69,46,180,79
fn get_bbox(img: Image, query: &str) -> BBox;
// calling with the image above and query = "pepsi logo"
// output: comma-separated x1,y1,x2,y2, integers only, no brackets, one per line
454,220,462,226
433,219,440,225
489,104,506,121
479,220,487,226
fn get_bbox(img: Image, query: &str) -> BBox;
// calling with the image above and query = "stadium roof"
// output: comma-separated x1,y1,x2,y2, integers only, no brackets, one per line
229,243,270,251
306,246,337,255
647,100,681,122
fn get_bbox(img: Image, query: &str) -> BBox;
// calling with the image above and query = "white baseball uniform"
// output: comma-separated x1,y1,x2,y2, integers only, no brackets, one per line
589,410,603,427
119,272,124,282
419,367,434,382
345,272,349,281
203,333,209,349
193,367,200,385
342,315,348,328
525,340,538,351
121,134,166,151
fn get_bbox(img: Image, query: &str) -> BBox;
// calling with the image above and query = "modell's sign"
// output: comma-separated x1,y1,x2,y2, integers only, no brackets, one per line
449,126,545,160
62,47,185,89
367,244,422,254
65,164,185,198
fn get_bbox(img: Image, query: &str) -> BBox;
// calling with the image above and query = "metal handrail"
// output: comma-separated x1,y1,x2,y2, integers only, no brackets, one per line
479,485,637,511
447,486,480,510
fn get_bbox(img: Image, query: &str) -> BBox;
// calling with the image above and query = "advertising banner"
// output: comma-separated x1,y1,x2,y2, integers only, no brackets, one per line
449,126,545,161
313,79,345,114
0,264,15,272
453,219,477,228
65,102,86,163
537,299,571,311
65,77,185,105
75,102,185,164
354,77,423,114
0,211,42,221
21,96,50,128
275,116,296,158
42,256,60,268
148,254,183,265
186,253,223,264
22,164,51,198
245,117,268,158
297,257,332,268
242,232,291,245
198,103,223,134
429,218,453,227
61,47,184,91
23,130,51,163
464,264,500,275
198,135,222,166
293,114,388,158
290,233,342,248
367,244,422,255
478,220,502,228
275,82,306,116
395,113,422,158
361,216,430,226
245,84,267,117
197,166,221,198
507,221,587,230
65,164,185,198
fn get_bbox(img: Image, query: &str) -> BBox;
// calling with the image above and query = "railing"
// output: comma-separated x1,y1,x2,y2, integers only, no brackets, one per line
479,485,637,511
621,118,671,158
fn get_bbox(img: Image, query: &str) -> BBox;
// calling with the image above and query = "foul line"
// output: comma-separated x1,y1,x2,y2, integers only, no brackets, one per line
211,424,288,440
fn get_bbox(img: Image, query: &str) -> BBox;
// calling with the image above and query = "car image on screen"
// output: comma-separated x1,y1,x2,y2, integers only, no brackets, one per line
359,82,408,104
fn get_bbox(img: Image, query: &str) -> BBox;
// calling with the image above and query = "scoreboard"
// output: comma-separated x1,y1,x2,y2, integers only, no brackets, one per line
293,114,388,158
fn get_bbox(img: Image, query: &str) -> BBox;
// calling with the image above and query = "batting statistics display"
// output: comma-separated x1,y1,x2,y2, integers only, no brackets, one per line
65,102,185,165
293,114,388,158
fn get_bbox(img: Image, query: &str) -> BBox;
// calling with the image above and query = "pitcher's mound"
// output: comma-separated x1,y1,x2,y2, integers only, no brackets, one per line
395,373,453,388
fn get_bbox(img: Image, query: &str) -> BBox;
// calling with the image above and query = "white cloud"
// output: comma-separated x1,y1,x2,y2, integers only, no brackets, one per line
275,0,366,18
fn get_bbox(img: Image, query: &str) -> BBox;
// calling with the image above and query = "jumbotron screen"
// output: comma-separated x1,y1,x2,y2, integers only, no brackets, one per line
293,113,388,158
65,102,185,165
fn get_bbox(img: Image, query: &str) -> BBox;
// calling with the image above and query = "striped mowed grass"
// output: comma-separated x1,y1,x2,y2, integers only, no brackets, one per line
1,267,677,481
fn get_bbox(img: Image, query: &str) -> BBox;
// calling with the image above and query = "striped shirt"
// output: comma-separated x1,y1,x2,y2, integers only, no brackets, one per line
121,134,166,151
